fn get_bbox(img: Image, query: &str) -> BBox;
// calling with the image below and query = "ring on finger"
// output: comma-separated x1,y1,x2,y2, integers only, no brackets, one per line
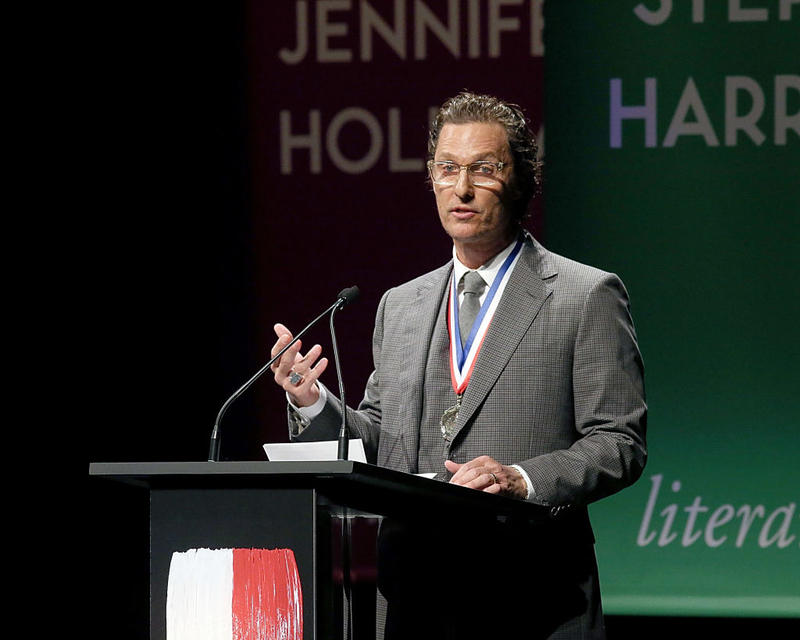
289,370,304,385
489,472,498,485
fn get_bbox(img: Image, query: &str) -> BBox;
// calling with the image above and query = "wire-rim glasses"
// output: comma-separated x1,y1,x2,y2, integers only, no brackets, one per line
427,160,511,186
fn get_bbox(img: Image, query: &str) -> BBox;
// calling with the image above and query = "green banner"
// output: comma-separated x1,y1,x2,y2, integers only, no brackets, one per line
543,1,799,617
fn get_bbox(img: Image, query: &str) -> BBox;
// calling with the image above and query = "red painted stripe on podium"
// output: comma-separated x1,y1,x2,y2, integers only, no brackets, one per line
231,548,303,640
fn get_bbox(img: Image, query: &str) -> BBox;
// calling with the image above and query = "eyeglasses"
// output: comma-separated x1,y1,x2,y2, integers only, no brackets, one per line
427,160,511,187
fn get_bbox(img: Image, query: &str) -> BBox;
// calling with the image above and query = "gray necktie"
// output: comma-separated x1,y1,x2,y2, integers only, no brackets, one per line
459,271,485,347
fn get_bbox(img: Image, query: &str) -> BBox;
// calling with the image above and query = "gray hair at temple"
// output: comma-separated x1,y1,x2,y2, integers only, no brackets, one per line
427,91,543,221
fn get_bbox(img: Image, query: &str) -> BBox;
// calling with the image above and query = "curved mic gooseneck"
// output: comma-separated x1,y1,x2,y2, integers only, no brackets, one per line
330,302,349,460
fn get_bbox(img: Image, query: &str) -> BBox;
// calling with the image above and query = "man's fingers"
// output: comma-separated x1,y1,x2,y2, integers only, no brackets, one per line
292,343,323,372
447,455,494,483
444,460,462,475
273,323,293,339
271,326,296,370
270,323,329,408
445,456,524,497
292,354,329,388
277,339,303,376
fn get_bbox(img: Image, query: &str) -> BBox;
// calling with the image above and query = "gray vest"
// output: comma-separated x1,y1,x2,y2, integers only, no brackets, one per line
416,290,459,479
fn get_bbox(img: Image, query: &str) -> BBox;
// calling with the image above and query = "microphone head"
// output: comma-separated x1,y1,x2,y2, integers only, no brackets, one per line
337,286,361,307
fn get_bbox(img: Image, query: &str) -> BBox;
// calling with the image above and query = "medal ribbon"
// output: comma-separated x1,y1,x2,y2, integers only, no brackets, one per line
447,239,523,394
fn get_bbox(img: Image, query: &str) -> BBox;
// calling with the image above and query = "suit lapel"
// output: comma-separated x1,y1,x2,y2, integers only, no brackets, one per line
453,237,555,438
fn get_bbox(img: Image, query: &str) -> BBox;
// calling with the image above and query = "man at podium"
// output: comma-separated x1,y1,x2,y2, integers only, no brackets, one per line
270,91,647,640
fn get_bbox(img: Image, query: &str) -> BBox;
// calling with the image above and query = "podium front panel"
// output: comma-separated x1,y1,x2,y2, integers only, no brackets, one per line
89,461,549,639
150,487,317,638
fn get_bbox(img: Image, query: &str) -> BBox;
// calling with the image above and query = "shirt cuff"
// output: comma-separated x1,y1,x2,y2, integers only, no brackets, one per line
287,383,328,430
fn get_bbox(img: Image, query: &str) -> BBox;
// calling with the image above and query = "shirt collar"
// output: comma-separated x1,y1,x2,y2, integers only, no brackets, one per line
452,239,518,290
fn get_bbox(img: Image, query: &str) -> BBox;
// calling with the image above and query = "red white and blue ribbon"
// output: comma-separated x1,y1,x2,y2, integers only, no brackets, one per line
447,239,523,394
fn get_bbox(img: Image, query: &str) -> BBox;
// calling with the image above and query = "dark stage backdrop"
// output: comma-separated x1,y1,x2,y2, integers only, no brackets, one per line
241,0,545,454
86,0,544,466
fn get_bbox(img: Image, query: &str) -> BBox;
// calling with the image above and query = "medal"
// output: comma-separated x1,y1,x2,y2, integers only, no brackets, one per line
440,394,462,441
442,239,523,442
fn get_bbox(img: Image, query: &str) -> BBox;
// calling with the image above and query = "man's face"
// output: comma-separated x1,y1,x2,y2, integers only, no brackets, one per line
432,122,516,263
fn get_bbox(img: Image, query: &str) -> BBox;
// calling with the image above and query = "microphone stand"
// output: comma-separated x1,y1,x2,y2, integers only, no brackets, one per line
330,303,353,639
331,303,349,460
208,295,348,462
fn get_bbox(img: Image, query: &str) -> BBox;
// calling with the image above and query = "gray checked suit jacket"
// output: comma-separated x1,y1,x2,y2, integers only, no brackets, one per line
291,232,647,638
293,232,647,510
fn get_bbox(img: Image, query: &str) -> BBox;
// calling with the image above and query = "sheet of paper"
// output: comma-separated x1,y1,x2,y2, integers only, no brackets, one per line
263,439,367,463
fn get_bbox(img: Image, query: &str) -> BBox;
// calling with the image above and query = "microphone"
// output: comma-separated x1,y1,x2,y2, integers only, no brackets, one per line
337,285,360,307
208,286,361,462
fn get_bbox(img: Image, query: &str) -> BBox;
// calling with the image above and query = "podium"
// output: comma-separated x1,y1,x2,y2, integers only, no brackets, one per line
89,460,551,639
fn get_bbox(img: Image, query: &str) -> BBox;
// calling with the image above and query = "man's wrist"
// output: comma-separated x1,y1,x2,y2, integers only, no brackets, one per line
287,383,328,422
510,464,535,501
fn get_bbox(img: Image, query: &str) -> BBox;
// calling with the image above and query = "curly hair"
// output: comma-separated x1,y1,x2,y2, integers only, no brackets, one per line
428,91,543,221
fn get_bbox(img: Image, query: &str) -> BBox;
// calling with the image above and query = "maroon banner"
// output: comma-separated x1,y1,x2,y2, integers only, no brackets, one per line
242,1,544,449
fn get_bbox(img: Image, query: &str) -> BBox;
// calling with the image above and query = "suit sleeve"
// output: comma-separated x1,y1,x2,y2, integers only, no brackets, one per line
516,273,648,507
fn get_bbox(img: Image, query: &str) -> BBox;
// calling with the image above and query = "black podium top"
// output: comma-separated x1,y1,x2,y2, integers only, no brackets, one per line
89,460,551,525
